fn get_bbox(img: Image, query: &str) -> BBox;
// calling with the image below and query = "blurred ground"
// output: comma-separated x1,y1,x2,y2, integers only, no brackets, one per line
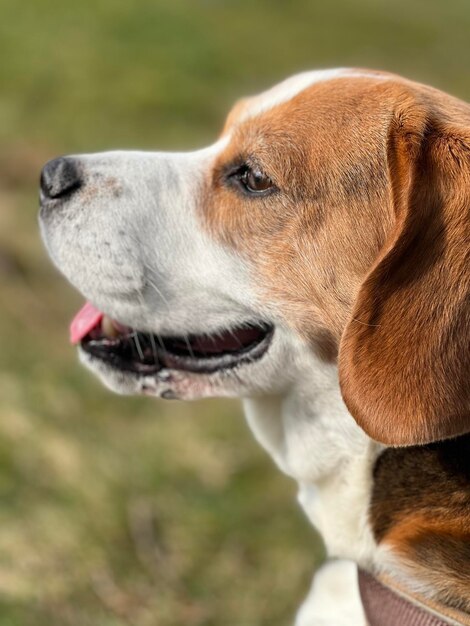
0,1,469,624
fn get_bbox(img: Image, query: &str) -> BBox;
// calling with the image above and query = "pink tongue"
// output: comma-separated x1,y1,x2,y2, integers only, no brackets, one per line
70,302,103,345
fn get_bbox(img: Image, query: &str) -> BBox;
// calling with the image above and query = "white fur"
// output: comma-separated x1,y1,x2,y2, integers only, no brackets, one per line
238,68,389,122
238,69,348,121
241,366,381,626
295,560,367,626
40,69,401,625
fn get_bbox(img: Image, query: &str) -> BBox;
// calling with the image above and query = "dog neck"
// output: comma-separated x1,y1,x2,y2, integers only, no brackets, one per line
243,358,381,567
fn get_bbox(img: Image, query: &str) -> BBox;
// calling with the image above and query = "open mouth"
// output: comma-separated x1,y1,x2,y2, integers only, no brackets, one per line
72,303,273,375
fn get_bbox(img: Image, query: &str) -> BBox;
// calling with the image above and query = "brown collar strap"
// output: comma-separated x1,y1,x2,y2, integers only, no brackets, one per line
358,569,470,626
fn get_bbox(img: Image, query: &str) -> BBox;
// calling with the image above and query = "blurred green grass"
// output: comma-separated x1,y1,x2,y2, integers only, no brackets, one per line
0,0,469,624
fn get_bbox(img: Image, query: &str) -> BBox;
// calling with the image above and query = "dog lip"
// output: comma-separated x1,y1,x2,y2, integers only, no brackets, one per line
80,323,274,376
158,325,274,373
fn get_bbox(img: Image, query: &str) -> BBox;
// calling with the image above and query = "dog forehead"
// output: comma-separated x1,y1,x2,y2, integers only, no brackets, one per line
224,68,391,131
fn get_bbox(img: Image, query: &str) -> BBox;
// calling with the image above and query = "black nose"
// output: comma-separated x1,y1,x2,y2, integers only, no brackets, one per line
40,157,82,200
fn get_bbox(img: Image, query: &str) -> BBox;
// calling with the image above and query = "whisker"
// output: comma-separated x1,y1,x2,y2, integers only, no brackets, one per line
155,333,167,352
228,327,243,349
120,233,170,312
132,331,145,361
351,317,381,328
184,334,196,360
145,274,170,310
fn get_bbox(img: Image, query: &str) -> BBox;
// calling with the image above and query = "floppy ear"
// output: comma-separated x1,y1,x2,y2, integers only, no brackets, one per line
339,91,470,446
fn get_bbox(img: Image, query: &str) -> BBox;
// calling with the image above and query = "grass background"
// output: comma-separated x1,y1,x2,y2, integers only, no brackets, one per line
0,1,469,624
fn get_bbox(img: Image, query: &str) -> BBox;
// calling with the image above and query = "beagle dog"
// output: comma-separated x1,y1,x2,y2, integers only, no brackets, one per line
39,69,470,626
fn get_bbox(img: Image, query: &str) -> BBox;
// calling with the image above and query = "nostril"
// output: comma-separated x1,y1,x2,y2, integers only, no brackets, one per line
40,157,82,200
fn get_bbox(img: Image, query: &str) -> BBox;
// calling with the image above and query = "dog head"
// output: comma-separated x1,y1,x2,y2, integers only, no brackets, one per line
39,68,470,445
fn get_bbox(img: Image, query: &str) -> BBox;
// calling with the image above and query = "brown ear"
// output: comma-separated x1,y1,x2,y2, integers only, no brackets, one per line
339,90,470,446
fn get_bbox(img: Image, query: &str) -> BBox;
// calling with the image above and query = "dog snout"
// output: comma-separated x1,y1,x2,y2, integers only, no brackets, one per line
40,157,82,201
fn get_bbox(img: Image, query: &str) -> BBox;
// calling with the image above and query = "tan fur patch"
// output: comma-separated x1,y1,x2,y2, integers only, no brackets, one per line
205,76,396,342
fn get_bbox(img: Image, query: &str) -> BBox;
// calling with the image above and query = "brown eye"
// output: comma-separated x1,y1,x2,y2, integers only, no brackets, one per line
238,166,274,194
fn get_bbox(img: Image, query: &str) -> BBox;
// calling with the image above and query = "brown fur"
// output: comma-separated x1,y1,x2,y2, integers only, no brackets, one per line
206,77,395,339
340,84,470,445
371,437,470,611
202,72,470,445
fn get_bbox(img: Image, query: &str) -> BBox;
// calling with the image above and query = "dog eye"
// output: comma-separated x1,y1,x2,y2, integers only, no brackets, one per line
229,165,274,195
240,167,273,194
